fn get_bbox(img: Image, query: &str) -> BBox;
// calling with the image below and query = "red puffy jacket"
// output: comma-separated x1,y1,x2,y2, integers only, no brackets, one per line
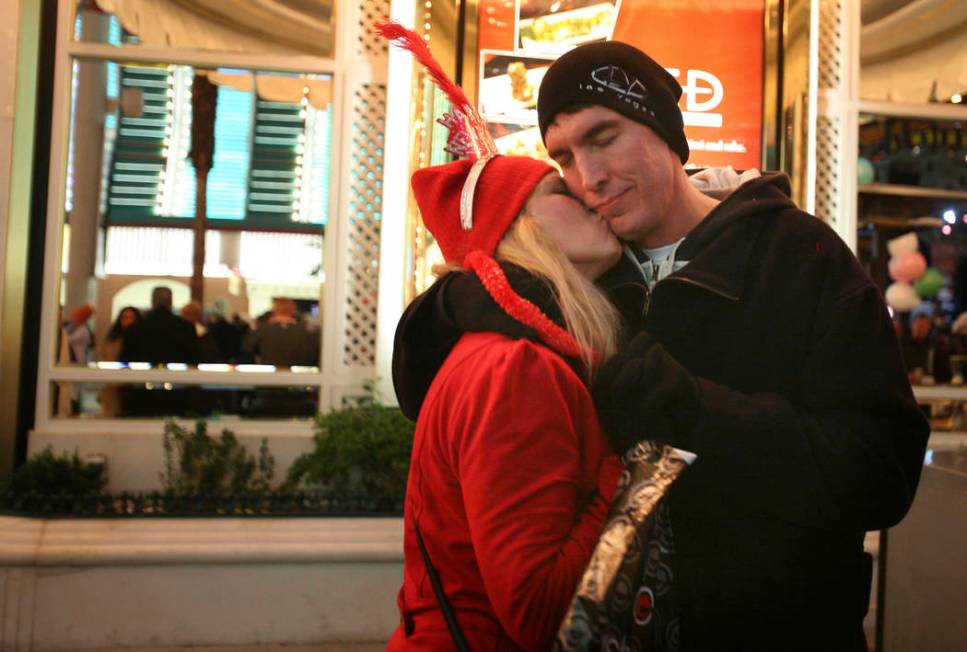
388,332,621,651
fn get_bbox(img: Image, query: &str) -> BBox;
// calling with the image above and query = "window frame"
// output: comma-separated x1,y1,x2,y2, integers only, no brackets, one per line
36,0,353,433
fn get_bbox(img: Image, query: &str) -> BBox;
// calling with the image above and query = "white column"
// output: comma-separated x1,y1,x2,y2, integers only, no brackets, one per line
321,0,391,408
810,0,859,252
374,0,418,405
0,0,23,354
65,7,110,311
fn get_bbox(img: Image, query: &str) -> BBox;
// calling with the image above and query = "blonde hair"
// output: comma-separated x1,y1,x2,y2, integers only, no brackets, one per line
495,215,621,377
432,220,621,376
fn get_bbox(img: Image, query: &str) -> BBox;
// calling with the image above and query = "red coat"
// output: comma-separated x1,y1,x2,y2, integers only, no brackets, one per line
388,332,621,651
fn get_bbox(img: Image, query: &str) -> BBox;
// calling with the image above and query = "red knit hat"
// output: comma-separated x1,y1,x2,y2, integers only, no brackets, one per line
411,156,554,264
379,21,586,362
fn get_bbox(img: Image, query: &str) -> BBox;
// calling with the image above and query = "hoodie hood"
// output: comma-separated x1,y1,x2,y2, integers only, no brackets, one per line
667,171,799,301
680,170,796,258
392,259,649,420
392,264,562,420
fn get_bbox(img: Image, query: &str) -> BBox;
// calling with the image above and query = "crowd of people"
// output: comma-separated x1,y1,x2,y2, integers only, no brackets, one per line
60,286,320,417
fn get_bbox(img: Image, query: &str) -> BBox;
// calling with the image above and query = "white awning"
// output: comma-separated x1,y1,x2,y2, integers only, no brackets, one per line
861,0,967,102
95,0,333,58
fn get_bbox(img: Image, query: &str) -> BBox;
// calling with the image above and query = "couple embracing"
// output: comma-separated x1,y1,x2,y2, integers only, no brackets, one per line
383,27,928,652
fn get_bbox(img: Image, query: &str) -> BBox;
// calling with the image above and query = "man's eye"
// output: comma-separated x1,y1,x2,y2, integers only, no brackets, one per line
593,133,616,148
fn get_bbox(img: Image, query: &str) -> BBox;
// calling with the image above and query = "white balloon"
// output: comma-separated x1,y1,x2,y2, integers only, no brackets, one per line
887,232,919,258
885,282,921,312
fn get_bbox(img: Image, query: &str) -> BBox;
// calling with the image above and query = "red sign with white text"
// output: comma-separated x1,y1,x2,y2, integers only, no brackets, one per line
612,0,763,170
475,0,764,169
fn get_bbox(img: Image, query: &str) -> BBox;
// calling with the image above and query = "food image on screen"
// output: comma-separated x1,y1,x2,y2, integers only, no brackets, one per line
478,51,554,123
488,122,551,162
517,0,618,53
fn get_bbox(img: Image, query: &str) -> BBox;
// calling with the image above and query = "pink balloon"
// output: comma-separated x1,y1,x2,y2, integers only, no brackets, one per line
888,251,927,283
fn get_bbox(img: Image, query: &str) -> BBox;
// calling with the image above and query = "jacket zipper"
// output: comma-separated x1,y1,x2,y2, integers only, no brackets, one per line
643,277,739,317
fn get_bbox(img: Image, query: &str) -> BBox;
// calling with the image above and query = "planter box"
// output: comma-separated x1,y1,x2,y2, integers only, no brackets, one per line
0,516,403,651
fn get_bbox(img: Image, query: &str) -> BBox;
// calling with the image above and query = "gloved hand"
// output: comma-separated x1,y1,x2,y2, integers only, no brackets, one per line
592,332,700,455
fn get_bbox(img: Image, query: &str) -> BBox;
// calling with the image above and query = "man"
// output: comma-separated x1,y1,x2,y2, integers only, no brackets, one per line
242,297,319,416
537,42,929,650
242,297,319,367
120,286,200,415
121,286,200,365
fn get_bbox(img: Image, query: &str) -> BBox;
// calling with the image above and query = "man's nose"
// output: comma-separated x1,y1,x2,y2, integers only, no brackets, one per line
574,153,607,195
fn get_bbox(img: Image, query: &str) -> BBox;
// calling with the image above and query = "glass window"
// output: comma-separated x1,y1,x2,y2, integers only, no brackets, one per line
857,113,967,399
56,54,332,418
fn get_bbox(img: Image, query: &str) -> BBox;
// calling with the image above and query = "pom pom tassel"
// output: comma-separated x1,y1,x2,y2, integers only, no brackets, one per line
465,250,590,362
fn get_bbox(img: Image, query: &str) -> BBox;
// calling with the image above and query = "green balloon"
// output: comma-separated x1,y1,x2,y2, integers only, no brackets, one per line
914,267,944,298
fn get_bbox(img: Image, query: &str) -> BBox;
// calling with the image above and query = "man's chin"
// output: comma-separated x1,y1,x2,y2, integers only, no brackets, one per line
606,215,640,242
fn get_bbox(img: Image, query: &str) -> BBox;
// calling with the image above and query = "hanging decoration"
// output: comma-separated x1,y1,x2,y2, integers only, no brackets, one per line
885,232,929,312
914,267,945,299
885,282,922,312
888,250,927,283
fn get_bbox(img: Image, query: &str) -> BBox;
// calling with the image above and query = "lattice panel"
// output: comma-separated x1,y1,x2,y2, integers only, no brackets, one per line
815,115,841,229
343,83,387,367
356,0,391,58
818,0,843,91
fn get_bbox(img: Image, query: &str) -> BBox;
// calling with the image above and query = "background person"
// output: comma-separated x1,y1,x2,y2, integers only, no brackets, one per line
57,302,95,415
535,40,930,651
242,297,319,367
97,305,141,416
120,286,200,416
120,286,200,366
180,300,219,363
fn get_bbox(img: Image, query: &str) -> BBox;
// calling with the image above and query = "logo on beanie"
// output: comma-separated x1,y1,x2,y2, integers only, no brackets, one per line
590,65,648,100
579,65,656,118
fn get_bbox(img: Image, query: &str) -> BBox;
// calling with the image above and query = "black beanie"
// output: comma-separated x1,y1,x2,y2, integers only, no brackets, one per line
537,41,689,164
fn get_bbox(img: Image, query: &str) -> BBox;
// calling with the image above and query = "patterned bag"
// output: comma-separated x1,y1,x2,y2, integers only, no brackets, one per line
555,441,694,652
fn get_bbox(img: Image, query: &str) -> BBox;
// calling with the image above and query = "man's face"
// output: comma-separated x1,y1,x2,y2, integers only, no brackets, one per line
544,105,682,246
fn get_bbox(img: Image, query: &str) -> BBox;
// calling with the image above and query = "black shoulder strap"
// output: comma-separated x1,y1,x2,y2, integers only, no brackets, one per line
414,523,471,652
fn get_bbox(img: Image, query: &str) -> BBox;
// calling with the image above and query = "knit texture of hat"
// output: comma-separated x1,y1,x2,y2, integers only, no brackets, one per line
411,156,554,264
537,41,689,164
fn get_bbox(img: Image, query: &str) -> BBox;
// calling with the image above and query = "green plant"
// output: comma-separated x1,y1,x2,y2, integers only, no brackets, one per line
4,446,106,495
284,380,414,504
161,420,276,497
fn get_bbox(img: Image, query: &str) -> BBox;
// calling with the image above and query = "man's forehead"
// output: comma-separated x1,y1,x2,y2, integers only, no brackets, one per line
547,104,625,136
545,106,630,161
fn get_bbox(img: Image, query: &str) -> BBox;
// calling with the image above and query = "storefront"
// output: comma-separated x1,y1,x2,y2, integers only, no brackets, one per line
0,0,963,648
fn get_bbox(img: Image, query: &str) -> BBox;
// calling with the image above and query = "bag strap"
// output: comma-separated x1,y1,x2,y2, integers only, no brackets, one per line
414,523,471,652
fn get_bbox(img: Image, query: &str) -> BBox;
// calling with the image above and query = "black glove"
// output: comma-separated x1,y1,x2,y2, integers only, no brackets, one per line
592,332,700,455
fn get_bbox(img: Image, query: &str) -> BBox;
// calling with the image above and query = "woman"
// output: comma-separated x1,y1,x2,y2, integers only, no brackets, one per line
97,306,141,416
388,152,627,650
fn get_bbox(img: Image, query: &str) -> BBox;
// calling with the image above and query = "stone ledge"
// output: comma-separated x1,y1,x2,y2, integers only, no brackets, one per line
0,516,403,566
0,516,404,650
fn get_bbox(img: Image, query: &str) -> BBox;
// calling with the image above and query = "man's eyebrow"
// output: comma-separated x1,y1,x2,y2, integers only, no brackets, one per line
547,119,621,160
578,120,621,145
